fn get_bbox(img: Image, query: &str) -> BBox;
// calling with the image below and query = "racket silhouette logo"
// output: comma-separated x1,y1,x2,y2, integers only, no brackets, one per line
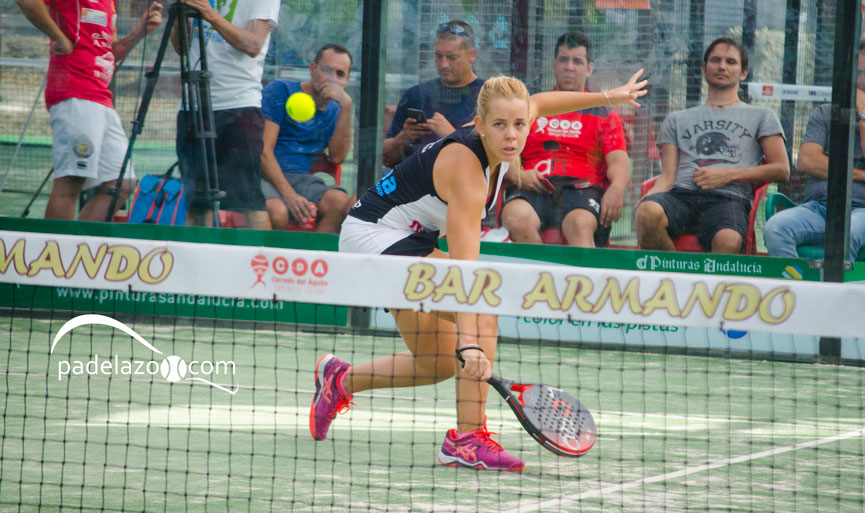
51,314,239,394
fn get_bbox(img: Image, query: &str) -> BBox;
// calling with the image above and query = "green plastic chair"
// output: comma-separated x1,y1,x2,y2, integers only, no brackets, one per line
764,192,865,261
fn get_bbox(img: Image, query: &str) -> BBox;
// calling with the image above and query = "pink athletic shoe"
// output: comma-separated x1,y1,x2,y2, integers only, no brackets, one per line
309,354,353,441
437,420,525,472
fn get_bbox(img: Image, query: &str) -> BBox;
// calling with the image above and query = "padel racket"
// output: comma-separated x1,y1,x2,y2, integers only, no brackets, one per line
457,350,596,457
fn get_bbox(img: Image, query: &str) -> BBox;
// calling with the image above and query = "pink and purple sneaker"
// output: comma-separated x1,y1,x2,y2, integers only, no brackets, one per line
437,420,525,472
309,354,353,441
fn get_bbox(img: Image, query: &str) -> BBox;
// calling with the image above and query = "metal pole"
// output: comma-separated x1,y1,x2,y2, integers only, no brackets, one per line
356,0,387,195
686,0,705,108
820,0,860,361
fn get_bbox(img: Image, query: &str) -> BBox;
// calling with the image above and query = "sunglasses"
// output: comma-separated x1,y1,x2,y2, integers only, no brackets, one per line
436,23,473,39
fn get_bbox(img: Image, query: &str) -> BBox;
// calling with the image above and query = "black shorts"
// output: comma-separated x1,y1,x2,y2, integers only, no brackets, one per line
642,187,751,251
502,176,611,247
176,107,266,214
381,230,440,257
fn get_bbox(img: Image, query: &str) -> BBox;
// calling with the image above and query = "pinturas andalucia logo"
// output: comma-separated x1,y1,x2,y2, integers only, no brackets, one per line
51,314,239,394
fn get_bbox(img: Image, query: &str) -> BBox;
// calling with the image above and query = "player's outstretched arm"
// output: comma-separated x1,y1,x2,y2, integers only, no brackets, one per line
531,69,647,119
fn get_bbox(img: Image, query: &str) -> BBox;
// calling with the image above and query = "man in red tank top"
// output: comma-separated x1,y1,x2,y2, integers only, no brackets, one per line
16,0,162,221
500,31,631,248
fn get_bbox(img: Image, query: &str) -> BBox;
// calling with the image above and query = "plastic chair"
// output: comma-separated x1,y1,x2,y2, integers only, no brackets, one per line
640,176,767,254
764,192,865,261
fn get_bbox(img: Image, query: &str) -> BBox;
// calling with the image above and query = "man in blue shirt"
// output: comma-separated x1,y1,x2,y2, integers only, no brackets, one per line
382,20,484,168
261,44,354,232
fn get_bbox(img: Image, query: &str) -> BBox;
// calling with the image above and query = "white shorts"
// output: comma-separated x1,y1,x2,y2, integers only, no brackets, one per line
49,98,134,189
339,216,439,257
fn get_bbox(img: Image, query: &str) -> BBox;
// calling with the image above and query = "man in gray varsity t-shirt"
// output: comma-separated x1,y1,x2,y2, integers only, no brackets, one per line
636,37,790,253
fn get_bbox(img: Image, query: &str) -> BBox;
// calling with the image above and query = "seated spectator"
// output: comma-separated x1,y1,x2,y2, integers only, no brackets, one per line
764,41,865,262
382,20,484,168
260,44,355,233
500,31,630,248
635,36,789,254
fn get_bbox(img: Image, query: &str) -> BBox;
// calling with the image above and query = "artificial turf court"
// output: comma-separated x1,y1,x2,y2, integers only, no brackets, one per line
1,313,863,512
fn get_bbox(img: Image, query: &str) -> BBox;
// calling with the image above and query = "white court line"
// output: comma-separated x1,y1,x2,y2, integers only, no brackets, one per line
504,428,865,513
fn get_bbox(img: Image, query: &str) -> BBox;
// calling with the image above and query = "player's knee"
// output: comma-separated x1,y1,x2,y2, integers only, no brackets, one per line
415,355,455,383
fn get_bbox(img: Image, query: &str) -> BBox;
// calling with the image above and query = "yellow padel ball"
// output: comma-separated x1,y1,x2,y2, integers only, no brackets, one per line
286,92,316,122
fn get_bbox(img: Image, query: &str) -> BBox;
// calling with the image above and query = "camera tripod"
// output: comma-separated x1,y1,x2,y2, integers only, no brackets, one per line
106,1,224,226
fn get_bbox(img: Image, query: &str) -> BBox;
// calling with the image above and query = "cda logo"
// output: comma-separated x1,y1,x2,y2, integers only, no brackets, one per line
51,314,239,395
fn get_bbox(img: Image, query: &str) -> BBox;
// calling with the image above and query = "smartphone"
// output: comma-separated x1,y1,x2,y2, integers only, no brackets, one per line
406,108,427,124
539,176,556,191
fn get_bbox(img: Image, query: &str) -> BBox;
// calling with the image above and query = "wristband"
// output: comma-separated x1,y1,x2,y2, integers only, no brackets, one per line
455,345,484,364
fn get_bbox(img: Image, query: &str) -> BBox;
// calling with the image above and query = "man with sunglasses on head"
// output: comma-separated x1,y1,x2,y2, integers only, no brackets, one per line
382,20,484,168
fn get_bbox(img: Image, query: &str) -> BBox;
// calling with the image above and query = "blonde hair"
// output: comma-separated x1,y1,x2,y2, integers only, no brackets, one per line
476,76,530,177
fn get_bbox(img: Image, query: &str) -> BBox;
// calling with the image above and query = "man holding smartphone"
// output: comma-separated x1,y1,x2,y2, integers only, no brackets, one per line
501,31,631,248
382,20,484,168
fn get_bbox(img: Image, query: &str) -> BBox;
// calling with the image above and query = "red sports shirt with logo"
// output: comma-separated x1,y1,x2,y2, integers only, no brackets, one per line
44,0,117,110
522,99,627,189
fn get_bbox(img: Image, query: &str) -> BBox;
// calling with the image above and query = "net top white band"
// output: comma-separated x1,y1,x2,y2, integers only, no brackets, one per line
1,230,863,338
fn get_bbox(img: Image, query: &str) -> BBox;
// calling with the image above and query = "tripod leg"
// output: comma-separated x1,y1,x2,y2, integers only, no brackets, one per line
177,5,224,227
21,167,53,218
104,4,181,221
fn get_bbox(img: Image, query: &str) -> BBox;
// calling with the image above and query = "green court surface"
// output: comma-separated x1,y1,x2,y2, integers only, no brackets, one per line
1,314,863,512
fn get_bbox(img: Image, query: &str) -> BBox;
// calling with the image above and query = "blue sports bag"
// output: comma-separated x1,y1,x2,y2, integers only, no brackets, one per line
127,162,187,225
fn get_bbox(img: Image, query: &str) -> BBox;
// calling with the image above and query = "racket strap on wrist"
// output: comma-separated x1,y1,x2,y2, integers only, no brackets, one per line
455,345,484,364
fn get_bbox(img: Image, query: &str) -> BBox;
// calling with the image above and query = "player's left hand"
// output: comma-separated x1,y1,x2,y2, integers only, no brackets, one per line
426,113,455,138
693,166,731,190
179,0,219,23
141,1,163,35
319,81,352,108
458,347,492,381
599,183,625,226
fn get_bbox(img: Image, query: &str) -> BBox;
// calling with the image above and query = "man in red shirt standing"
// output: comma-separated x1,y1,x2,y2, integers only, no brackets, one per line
15,0,163,221
501,31,630,247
